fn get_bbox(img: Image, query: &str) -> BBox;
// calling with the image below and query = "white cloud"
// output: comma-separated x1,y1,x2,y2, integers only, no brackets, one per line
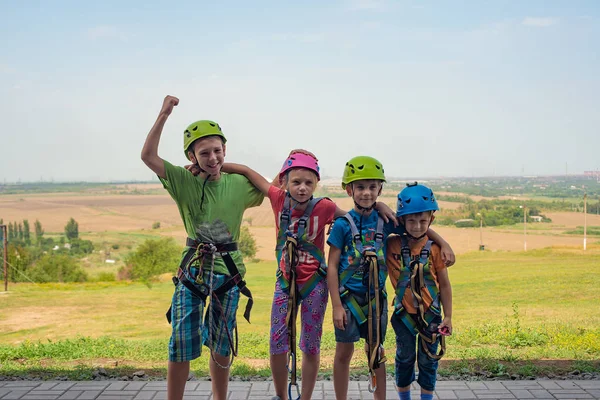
522,17,558,27
347,0,386,11
269,33,324,43
87,25,125,40
0,64,16,74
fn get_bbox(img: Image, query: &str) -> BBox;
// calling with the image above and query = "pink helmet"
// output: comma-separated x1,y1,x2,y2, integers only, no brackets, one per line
278,153,321,184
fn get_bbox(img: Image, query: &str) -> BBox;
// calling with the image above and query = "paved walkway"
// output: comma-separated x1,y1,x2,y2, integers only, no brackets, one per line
0,380,599,399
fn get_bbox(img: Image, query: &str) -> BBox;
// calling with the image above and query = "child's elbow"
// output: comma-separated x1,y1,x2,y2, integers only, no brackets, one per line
141,149,154,164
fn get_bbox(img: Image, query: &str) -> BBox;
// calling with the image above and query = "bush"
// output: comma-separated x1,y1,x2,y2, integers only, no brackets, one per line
6,244,37,282
69,238,94,256
111,244,120,250
95,272,116,282
28,254,88,283
239,226,257,260
123,237,181,280
152,221,161,229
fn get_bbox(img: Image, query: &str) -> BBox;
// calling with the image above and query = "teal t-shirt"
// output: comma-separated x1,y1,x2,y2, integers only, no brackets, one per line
159,160,264,276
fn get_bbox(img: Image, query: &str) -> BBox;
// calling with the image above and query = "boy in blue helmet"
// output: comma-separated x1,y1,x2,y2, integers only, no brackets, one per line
327,158,455,400
386,183,453,400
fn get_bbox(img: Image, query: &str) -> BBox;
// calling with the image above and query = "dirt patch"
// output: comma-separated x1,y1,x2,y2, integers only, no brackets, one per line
1,307,80,333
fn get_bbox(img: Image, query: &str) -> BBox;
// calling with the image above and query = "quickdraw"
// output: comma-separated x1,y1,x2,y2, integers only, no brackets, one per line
364,250,386,393
285,235,301,400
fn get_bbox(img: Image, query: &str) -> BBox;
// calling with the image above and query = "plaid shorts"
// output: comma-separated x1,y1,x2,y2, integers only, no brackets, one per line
168,269,240,362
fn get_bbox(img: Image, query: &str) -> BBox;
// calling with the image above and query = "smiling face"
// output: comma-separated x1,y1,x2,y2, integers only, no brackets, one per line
187,136,226,178
285,168,318,203
346,179,382,211
402,211,434,239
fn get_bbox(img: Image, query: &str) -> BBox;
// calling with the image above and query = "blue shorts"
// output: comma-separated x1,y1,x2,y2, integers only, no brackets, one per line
334,294,388,343
168,270,240,362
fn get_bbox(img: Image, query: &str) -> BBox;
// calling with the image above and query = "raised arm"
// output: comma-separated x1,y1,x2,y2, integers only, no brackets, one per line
141,95,179,179
221,162,271,196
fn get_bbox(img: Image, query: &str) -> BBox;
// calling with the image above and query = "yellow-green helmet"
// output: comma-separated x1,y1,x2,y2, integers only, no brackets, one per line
183,120,226,160
341,156,386,189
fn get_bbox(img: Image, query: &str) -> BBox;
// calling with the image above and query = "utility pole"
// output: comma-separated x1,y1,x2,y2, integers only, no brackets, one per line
477,213,484,250
520,205,527,251
584,190,587,251
0,224,7,291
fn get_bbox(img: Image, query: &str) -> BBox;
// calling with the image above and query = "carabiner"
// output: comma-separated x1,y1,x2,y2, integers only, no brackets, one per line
368,371,377,393
288,382,301,400
287,352,295,373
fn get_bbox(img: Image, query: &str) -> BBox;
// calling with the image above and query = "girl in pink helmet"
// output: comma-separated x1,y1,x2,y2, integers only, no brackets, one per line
222,151,397,400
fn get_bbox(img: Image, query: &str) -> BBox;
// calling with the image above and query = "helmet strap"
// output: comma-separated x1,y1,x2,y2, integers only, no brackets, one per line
200,174,211,210
405,231,428,241
289,194,313,207
349,185,377,213
354,200,376,212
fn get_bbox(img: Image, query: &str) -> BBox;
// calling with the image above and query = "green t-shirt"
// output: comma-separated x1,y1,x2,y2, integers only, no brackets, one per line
159,160,264,276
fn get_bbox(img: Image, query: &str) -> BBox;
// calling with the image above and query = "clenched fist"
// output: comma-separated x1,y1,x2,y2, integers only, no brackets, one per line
160,95,179,116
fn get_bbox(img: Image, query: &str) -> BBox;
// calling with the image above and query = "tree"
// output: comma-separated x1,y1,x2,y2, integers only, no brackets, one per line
28,254,88,283
239,226,257,260
23,219,31,245
64,218,79,241
6,244,39,283
34,219,44,244
123,237,181,280
8,222,15,242
18,222,23,241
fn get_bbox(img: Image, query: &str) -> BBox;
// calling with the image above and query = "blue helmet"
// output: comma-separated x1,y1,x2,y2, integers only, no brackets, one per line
396,182,439,217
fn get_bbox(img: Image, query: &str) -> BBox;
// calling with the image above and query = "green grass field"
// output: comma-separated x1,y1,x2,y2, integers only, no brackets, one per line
1,246,599,379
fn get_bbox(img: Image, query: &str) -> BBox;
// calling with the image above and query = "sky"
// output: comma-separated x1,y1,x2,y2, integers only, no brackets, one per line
0,0,599,182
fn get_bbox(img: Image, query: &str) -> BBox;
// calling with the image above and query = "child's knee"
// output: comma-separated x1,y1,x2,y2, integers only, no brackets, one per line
302,351,319,362
335,343,354,364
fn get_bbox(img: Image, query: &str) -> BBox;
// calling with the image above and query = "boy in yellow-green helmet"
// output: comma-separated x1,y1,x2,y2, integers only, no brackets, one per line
327,156,454,400
141,96,264,400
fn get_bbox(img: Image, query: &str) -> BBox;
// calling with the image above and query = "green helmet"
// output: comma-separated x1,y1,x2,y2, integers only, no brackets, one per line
341,156,386,189
183,120,226,160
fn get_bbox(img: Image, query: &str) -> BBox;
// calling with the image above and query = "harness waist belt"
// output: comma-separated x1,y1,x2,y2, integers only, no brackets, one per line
186,238,238,252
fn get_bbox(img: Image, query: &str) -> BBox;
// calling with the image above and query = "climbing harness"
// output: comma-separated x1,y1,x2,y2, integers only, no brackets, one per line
337,212,387,393
166,238,254,369
274,194,325,400
392,237,446,360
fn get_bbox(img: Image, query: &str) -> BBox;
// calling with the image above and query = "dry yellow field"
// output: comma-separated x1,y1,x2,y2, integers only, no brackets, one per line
1,186,597,262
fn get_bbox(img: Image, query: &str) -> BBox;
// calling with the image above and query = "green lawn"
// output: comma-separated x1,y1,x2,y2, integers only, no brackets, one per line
1,246,599,378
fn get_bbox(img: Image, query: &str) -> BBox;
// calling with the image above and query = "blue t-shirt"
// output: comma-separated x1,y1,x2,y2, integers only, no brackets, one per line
327,209,403,294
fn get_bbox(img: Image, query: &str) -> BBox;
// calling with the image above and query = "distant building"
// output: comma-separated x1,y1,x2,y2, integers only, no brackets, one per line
530,216,543,222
